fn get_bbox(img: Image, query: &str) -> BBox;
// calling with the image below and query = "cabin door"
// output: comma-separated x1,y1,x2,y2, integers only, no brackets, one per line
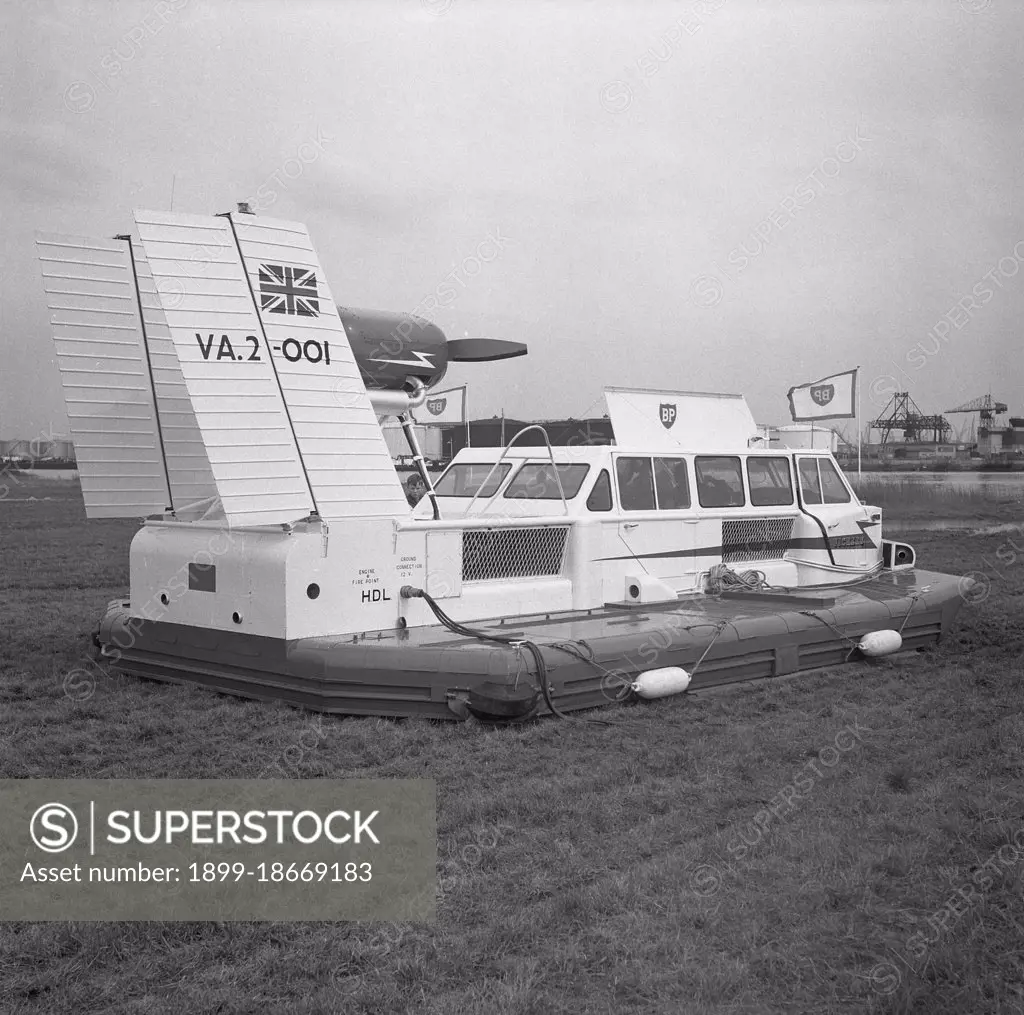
614,516,703,591
795,456,876,568
609,454,705,594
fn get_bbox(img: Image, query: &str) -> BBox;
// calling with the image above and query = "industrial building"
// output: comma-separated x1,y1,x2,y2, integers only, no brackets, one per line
774,424,840,452
0,437,76,464
439,416,614,459
11,393,1020,474
977,419,1024,456
435,418,853,462
379,422,443,465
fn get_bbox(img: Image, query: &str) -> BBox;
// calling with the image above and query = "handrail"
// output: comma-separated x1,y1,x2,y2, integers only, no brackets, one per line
463,424,570,517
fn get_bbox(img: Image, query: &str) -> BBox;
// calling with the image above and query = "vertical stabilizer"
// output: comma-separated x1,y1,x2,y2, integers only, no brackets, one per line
129,238,222,519
35,232,172,518
226,212,408,520
132,210,315,526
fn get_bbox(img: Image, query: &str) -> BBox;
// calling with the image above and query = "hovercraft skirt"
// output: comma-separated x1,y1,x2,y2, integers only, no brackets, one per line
95,569,966,719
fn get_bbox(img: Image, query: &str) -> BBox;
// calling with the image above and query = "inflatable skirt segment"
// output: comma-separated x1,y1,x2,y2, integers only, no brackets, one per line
94,568,967,720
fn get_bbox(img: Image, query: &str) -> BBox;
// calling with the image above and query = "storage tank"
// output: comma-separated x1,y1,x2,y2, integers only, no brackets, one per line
381,424,410,459
419,425,442,460
776,425,838,452
380,423,442,461
21,437,53,459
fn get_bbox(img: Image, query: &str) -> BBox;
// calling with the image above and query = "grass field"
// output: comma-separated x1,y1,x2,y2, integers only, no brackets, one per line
850,476,1023,524
2,476,1024,1014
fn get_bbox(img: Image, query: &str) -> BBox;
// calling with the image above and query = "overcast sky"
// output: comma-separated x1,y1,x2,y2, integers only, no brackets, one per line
1,0,1021,442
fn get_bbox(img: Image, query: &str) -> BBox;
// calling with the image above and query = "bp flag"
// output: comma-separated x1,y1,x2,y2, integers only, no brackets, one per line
413,386,466,425
787,369,856,421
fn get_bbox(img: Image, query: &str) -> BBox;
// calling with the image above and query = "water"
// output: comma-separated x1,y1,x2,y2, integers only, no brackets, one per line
849,470,1024,498
7,465,1024,498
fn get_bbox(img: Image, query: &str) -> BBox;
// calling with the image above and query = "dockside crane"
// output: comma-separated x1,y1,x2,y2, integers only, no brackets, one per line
869,392,951,444
944,394,1008,443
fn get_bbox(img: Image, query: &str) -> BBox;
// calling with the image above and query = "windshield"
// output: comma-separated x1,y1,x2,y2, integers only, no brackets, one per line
432,463,512,498
503,463,590,500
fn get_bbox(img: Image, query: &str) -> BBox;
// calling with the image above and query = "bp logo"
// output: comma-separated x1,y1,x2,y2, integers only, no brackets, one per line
659,403,677,429
810,384,835,407
426,398,447,416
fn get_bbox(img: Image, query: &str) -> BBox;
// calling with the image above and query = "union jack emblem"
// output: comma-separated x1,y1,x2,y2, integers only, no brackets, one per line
258,264,320,317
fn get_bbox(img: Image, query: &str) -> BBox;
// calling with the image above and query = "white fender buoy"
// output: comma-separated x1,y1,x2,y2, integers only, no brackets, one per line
631,666,692,699
858,629,903,657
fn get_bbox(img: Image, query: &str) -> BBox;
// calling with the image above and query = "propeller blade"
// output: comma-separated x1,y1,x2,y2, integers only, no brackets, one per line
446,338,527,362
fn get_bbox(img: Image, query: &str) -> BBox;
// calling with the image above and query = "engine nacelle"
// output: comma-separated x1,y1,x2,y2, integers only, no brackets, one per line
340,308,449,392
339,308,528,394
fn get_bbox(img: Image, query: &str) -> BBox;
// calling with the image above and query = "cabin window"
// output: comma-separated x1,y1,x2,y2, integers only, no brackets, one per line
747,457,793,506
616,457,655,511
433,462,511,498
653,457,690,509
797,457,823,505
819,459,852,504
586,469,613,511
503,463,590,500
695,456,745,508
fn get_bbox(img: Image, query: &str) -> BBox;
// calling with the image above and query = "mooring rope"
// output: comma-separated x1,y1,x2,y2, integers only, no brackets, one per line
896,585,931,635
704,564,772,595
798,610,861,661
687,619,732,679
799,584,933,661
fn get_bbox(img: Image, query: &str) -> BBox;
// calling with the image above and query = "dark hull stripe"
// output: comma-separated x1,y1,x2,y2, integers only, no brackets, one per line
597,534,876,563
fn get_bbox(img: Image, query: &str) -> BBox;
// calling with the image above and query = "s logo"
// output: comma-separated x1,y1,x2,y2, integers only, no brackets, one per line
30,802,78,853
426,398,447,416
659,403,677,429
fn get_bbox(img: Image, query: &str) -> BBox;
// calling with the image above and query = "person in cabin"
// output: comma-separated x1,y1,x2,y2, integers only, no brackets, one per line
405,473,426,506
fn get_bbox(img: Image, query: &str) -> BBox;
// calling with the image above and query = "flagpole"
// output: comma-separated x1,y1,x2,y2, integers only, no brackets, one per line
465,387,471,450
856,365,862,476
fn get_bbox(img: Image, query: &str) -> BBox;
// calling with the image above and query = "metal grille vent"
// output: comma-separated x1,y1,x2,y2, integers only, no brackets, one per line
721,517,794,563
462,526,570,582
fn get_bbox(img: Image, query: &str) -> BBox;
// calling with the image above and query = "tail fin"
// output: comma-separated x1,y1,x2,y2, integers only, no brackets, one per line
131,209,316,526
227,212,408,519
129,238,221,518
35,232,172,518
133,209,408,523
35,231,223,520
39,211,409,526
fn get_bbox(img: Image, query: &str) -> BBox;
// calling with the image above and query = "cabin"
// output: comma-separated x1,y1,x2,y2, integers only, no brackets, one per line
121,388,887,641
405,391,884,612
